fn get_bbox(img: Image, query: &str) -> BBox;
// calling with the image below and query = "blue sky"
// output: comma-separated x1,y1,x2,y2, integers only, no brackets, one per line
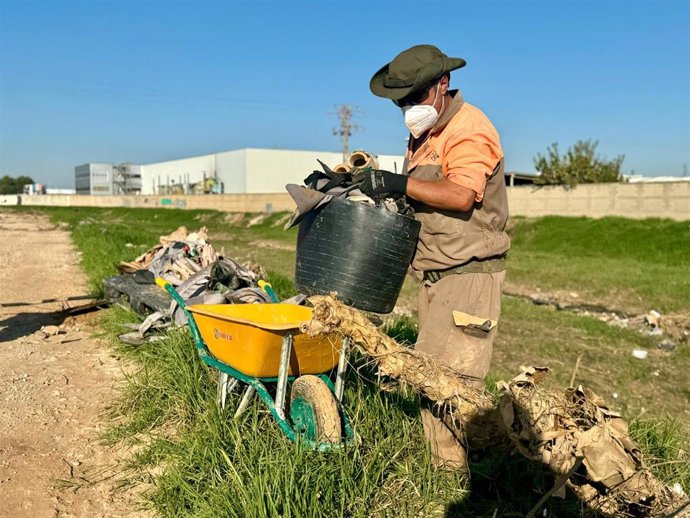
1,0,688,188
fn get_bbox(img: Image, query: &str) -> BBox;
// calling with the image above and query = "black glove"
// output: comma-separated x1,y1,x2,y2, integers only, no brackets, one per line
354,169,408,201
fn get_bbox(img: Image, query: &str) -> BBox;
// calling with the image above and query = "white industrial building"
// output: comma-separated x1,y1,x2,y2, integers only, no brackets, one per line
75,148,405,195
75,162,143,195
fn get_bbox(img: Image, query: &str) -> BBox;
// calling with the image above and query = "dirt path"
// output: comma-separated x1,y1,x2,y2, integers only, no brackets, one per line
0,211,148,518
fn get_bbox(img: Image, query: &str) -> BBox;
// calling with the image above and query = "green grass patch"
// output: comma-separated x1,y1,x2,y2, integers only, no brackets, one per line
383,315,419,346
265,271,299,300
509,216,690,265
507,216,690,312
630,418,690,490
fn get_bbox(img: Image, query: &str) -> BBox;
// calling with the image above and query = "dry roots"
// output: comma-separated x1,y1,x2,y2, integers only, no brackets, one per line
302,294,689,518
301,295,497,444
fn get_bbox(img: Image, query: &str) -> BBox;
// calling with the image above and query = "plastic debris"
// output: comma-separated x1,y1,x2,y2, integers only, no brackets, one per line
672,483,687,499
645,309,661,328
632,349,648,359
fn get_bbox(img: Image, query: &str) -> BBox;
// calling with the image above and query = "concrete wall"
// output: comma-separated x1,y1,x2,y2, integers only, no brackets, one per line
507,182,690,221
0,195,20,206
5,193,295,212
3,182,688,220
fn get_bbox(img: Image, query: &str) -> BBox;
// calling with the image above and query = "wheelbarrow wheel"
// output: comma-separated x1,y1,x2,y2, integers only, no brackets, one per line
290,375,341,444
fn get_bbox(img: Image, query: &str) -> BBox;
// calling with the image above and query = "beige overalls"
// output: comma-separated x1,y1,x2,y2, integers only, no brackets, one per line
405,92,510,468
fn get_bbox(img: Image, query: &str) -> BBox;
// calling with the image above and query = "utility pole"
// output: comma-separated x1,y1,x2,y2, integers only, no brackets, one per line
332,105,361,161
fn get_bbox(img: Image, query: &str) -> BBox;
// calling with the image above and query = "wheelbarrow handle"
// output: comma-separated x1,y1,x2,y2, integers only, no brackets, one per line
156,278,188,309
258,280,280,303
155,277,204,351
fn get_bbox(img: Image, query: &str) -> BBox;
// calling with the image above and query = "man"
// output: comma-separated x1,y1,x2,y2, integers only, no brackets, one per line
358,44,510,470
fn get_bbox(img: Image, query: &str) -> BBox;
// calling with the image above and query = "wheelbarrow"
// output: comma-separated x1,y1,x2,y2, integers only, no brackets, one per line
155,278,355,450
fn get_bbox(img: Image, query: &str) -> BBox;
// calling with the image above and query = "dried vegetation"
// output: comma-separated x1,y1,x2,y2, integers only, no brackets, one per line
303,294,690,517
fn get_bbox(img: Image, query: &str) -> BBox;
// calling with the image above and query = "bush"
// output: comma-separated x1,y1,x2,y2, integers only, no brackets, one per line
0,175,34,194
534,140,624,186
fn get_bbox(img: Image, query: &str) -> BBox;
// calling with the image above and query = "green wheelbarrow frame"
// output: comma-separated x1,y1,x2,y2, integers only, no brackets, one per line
159,280,356,451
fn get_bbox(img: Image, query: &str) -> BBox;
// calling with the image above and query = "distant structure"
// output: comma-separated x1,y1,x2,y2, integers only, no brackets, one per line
504,172,538,186
504,173,690,186
46,188,76,195
75,163,142,195
75,148,404,196
22,183,47,195
332,105,361,161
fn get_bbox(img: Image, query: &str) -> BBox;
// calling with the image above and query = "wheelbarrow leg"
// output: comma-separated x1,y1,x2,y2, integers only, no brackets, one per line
217,371,239,411
217,371,229,410
234,385,256,418
274,333,293,420
334,337,350,403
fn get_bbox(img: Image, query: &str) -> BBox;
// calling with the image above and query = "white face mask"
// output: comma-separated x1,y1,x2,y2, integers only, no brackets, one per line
401,83,444,139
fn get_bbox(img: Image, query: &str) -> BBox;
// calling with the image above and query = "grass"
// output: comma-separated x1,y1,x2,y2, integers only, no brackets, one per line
493,296,690,420
630,418,690,490
5,206,688,516
506,216,690,313
102,306,470,518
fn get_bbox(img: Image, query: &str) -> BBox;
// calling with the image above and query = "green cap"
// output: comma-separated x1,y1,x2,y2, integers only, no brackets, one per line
369,44,466,100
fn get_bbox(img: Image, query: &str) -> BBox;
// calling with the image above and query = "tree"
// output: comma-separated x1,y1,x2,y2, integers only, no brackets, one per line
0,175,35,194
534,140,624,186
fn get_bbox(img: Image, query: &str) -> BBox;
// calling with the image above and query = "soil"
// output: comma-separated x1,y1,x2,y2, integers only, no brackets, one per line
0,211,148,518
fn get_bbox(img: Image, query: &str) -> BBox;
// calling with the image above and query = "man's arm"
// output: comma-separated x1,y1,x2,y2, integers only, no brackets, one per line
406,177,475,212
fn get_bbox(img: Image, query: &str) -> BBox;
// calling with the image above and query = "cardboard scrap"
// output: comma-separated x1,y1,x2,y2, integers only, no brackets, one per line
496,366,685,516
452,310,496,332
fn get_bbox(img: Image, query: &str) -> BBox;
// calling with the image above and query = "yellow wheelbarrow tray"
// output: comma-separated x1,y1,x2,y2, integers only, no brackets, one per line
156,279,355,451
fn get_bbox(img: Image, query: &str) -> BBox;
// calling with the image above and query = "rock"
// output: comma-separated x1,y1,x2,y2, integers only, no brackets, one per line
609,318,629,329
247,214,269,227
118,332,146,346
530,294,549,305
41,325,64,336
657,340,677,352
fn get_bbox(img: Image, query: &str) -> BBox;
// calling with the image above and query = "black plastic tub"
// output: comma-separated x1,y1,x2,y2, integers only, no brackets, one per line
295,197,420,314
